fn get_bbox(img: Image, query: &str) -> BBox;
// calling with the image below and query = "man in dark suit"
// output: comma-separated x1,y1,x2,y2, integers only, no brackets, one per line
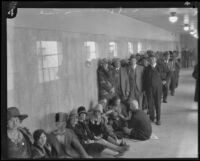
161,52,171,103
127,55,144,109
111,58,130,103
143,54,163,125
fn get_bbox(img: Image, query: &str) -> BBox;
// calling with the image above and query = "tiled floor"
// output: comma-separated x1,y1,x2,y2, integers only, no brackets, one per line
101,68,198,158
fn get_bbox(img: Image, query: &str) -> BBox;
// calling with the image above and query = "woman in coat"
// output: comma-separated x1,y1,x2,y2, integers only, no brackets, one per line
7,107,33,159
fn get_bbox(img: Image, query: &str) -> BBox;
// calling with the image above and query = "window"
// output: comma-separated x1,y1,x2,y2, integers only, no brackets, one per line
109,42,117,57
137,42,142,53
84,41,98,61
128,42,134,54
36,41,62,83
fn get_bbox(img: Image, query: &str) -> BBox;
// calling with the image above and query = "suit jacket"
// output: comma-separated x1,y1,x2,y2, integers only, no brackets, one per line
120,67,130,99
127,65,144,93
143,64,163,92
160,60,171,83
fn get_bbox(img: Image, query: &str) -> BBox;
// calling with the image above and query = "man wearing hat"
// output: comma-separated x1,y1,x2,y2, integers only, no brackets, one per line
127,54,144,109
97,58,115,102
160,52,171,103
111,58,130,103
7,107,33,158
143,54,163,125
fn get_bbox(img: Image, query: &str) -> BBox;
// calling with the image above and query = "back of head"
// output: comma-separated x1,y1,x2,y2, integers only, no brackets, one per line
129,99,139,111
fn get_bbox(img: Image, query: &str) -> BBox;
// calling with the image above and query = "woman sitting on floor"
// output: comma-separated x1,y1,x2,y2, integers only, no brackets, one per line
88,105,130,157
7,107,33,159
69,107,106,157
32,129,55,158
49,112,92,158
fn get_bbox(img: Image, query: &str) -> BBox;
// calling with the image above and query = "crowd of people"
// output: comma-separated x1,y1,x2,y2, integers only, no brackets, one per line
181,48,195,68
6,50,182,159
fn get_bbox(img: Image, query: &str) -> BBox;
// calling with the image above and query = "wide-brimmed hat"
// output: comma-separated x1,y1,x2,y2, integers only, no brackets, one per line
77,106,87,116
7,107,28,121
68,109,78,120
93,104,103,114
55,112,68,122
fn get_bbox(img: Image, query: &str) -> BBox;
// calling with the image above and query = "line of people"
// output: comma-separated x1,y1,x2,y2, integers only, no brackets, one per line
97,50,181,125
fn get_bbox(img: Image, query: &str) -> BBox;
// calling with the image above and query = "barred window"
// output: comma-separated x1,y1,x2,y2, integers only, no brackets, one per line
84,41,98,61
36,41,62,83
109,42,117,57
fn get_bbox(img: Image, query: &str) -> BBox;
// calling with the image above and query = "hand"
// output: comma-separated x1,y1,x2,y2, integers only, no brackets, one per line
162,80,166,85
110,87,115,94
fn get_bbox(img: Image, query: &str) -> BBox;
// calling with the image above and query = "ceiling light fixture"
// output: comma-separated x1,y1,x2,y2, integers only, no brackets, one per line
183,24,190,31
169,12,178,23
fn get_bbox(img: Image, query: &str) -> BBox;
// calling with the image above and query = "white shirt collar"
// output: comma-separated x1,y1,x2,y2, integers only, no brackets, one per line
152,63,157,68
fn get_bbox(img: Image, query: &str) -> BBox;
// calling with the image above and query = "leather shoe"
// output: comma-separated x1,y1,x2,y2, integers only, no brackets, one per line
156,121,161,125
163,100,167,103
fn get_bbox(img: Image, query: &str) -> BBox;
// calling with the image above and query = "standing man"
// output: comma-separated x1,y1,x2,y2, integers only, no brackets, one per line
161,52,171,103
143,54,163,125
127,55,144,109
168,53,177,96
111,58,130,103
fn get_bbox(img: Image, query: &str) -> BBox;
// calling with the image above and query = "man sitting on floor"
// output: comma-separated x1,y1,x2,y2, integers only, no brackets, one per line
123,100,152,141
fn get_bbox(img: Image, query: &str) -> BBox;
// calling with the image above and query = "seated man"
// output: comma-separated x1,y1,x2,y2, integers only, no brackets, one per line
48,112,92,158
124,100,152,141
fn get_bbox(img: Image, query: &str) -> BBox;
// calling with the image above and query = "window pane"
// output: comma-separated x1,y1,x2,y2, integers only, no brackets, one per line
128,42,133,54
137,42,142,53
109,42,117,57
84,41,97,61
41,41,58,55
42,55,59,68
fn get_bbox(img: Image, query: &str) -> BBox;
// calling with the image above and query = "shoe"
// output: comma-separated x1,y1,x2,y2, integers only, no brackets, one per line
114,146,128,157
163,100,167,103
150,119,154,123
156,121,161,125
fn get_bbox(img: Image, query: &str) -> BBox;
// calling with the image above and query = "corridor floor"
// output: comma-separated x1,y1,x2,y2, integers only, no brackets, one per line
101,68,198,158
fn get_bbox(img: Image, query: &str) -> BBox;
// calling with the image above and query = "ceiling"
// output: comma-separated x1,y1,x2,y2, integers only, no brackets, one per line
17,8,198,34
118,8,198,34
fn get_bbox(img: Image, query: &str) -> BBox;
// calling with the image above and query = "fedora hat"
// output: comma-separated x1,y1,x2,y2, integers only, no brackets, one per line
93,104,103,114
7,107,28,121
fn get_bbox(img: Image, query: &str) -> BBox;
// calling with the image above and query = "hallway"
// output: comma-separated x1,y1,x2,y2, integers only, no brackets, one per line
102,68,198,158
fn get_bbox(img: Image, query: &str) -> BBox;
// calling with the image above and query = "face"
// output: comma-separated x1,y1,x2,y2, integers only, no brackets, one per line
79,113,86,121
55,121,66,130
38,133,47,146
114,61,121,69
130,58,137,66
102,63,108,71
149,57,156,66
95,111,101,120
114,98,121,106
7,117,21,130
70,116,78,127
164,55,170,61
